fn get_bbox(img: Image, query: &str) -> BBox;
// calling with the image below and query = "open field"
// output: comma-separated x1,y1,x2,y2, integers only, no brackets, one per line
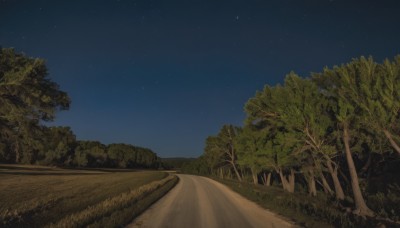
0,164,175,227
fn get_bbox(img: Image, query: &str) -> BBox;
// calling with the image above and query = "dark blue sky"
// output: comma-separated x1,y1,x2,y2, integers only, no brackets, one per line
1,0,400,157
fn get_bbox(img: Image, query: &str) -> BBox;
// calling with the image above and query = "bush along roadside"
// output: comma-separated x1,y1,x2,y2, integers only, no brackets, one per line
46,174,178,228
217,178,399,228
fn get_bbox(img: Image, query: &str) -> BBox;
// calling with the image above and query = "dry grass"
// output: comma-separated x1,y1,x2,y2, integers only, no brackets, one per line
49,175,178,228
88,175,178,228
0,164,168,227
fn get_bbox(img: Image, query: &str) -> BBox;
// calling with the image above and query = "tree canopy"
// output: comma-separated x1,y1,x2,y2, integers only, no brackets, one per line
184,55,400,219
0,48,161,169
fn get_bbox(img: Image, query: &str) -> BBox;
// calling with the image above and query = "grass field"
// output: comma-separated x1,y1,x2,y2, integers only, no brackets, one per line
0,164,175,227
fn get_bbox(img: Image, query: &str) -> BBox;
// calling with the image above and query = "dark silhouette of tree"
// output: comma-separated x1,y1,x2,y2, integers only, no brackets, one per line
0,48,70,163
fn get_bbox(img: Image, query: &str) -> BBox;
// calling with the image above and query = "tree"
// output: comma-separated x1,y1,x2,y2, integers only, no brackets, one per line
203,125,243,181
282,73,344,199
72,147,87,167
73,141,107,167
181,155,210,175
106,143,158,168
40,126,76,165
218,125,243,181
203,136,225,177
235,126,264,185
0,48,70,163
341,56,400,155
313,57,375,216
244,83,301,193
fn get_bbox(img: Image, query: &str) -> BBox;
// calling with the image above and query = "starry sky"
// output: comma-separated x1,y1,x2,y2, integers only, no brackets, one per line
1,0,400,157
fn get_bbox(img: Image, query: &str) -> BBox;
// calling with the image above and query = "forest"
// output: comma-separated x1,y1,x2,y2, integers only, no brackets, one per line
182,55,400,224
0,48,160,169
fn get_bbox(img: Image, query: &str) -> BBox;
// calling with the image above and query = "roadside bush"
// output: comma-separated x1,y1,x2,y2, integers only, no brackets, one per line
368,184,400,221
218,178,400,228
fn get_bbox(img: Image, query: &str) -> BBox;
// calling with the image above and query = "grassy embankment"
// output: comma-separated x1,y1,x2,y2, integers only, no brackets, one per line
0,164,178,227
217,178,395,228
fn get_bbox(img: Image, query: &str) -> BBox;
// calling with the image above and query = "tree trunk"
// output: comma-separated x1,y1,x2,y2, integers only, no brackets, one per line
251,167,258,185
288,169,295,193
326,156,345,200
343,125,374,216
277,168,290,191
320,172,334,195
231,162,242,182
261,172,266,185
266,172,271,187
307,170,317,196
383,129,400,155
359,153,372,175
14,142,20,163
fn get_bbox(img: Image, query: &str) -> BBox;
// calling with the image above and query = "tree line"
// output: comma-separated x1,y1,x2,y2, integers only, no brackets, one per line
182,55,400,219
0,48,160,169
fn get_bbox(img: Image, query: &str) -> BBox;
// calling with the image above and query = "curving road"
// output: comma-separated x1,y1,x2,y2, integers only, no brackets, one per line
128,174,296,228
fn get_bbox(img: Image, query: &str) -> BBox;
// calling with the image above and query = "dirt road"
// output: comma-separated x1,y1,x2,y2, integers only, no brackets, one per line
128,174,296,228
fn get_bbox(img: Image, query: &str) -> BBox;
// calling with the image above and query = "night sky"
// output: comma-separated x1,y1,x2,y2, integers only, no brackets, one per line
1,0,400,157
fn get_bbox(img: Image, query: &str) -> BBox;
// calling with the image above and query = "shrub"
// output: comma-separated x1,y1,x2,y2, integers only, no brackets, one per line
368,184,400,221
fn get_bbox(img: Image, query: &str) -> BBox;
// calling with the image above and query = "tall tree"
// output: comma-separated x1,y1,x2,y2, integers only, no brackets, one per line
203,136,225,176
282,73,344,199
343,56,400,155
73,141,107,167
219,125,243,181
0,48,70,163
313,57,375,216
235,126,266,185
42,126,76,165
204,125,243,181
244,83,300,192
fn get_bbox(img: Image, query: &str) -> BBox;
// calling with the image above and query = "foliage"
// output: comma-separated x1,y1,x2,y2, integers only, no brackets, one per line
181,155,211,175
368,184,400,221
0,48,161,170
107,143,159,168
220,178,398,228
0,48,70,163
184,54,400,224
160,157,196,169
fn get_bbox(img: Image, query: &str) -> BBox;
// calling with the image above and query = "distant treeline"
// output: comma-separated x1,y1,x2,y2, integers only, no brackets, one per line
161,157,195,170
0,48,160,169
182,55,400,223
